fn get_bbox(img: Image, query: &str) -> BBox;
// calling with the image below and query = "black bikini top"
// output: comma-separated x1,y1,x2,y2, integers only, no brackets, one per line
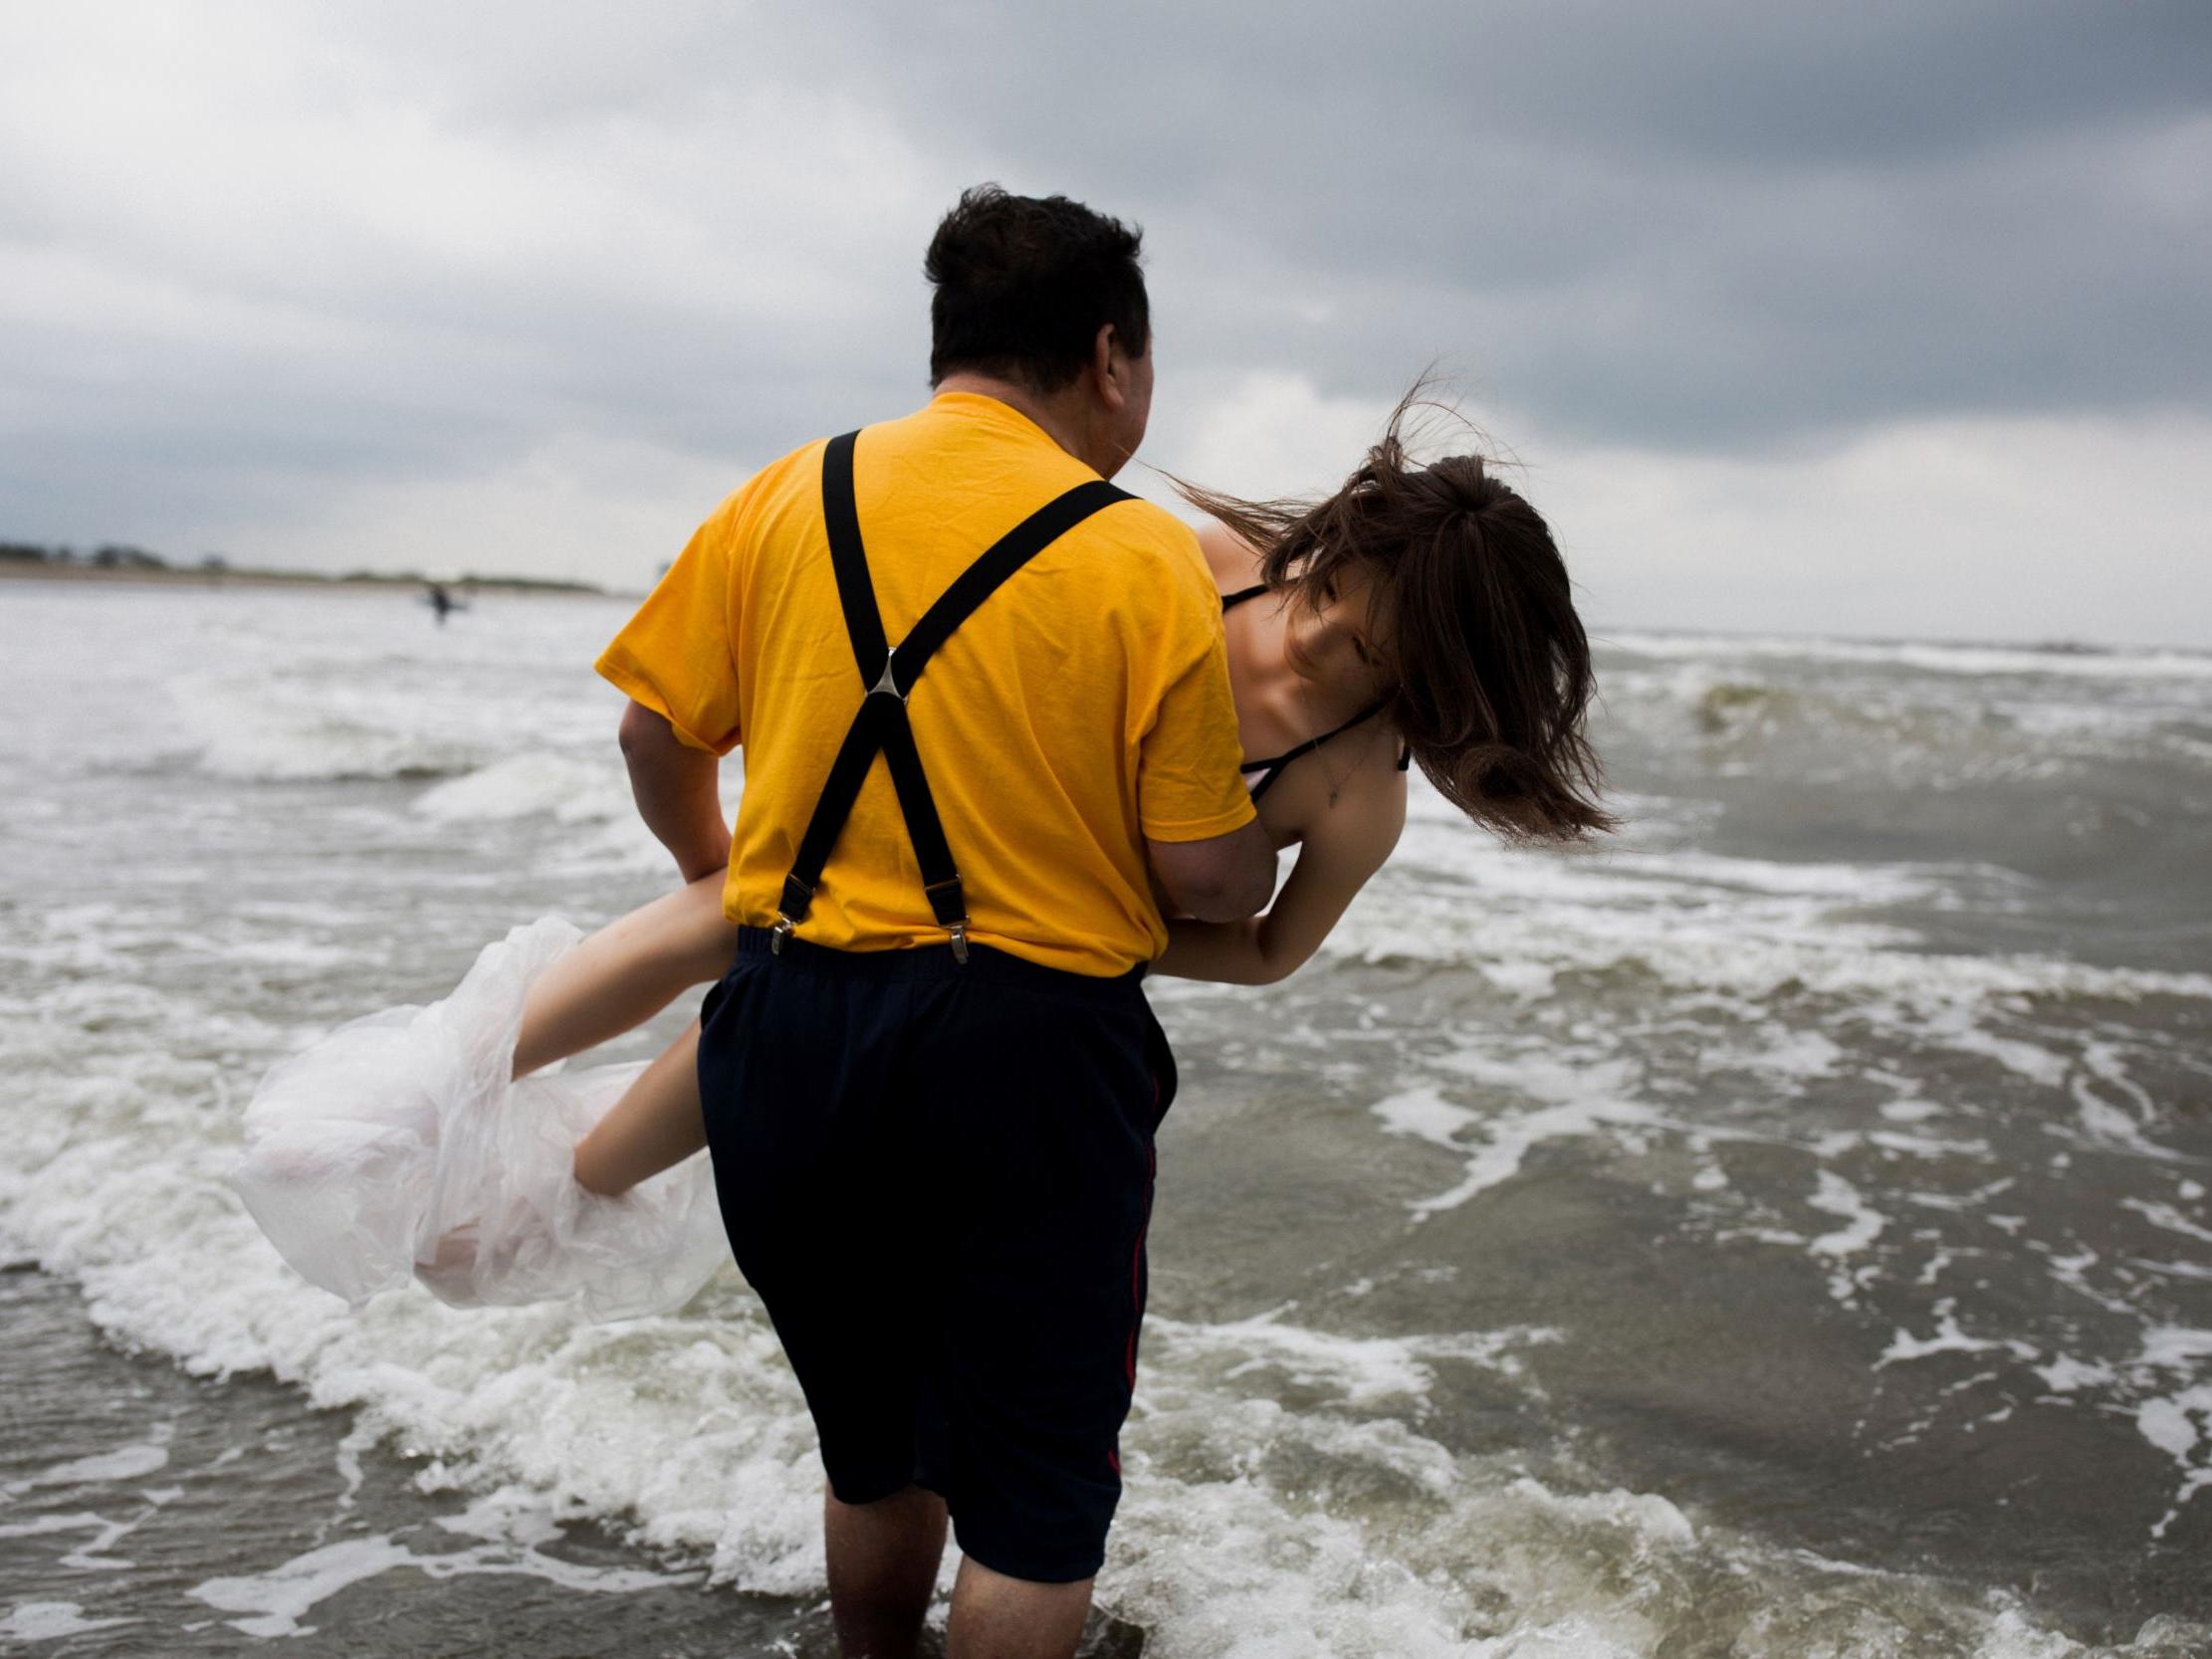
1221,585,1411,800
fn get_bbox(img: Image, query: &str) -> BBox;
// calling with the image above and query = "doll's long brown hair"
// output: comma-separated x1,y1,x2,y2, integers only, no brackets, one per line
1177,386,1615,843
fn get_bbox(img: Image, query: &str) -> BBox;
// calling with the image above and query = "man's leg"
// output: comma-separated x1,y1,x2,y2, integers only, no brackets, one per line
824,1483,948,1659
701,952,938,1648
910,980,1165,1659
945,1557,1093,1659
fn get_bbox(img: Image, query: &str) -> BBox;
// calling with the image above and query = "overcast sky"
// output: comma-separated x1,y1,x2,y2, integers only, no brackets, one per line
4,2,2206,645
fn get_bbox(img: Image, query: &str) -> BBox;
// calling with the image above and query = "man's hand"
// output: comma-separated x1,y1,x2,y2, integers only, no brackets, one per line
617,701,730,883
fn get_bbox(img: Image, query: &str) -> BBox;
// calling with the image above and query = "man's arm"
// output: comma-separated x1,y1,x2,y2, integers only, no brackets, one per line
617,701,730,884
1146,818,1276,923
1156,776,1403,982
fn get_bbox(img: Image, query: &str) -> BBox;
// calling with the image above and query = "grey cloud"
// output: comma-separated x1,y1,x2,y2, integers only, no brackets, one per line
328,0,2212,445
1,1,2205,562
348,1,2211,171
784,1,2210,445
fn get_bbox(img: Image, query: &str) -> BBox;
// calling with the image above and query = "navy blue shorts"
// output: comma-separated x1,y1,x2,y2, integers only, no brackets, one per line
696,927,1175,1583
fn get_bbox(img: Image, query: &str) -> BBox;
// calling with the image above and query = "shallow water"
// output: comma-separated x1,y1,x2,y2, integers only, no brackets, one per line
2,584,2208,1656
0,1262,812,1655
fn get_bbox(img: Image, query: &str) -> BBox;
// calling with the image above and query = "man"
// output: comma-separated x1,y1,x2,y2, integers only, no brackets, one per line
593,186,1275,1658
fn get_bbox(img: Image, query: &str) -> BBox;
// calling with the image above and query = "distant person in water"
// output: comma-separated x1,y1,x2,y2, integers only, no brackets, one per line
426,581,456,625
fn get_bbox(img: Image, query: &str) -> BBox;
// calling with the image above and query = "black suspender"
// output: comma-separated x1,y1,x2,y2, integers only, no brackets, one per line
773,428,1131,961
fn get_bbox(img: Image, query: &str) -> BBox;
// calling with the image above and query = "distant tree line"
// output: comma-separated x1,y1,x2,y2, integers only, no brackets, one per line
2,540,187,569
0,539,602,593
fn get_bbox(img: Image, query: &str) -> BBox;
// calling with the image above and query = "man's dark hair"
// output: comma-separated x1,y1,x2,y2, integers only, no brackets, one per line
925,185,1149,394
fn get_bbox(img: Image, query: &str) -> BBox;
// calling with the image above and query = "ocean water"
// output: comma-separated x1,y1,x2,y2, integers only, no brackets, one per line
2,582,2208,1657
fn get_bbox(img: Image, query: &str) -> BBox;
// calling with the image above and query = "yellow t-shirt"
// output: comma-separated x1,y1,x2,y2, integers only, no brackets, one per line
595,392,1254,976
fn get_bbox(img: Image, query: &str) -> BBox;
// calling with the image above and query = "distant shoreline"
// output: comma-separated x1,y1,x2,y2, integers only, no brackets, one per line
11,560,2198,659
0,562,627,599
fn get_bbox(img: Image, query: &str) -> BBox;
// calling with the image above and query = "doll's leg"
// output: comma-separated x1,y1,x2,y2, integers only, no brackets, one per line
513,875,737,1078
572,1021,707,1197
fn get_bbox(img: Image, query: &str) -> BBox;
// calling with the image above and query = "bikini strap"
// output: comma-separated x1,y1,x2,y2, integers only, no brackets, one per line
1222,579,1411,788
1239,701,1390,801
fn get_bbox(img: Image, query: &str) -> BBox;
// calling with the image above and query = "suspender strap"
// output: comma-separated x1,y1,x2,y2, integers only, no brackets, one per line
776,429,1131,955
820,430,889,681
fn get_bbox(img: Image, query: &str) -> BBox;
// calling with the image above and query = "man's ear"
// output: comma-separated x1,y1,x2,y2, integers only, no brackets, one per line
1091,322,1128,411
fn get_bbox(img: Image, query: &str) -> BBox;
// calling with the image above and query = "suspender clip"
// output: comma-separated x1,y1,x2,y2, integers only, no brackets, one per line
922,876,971,964
868,656,908,703
770,916,794,954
